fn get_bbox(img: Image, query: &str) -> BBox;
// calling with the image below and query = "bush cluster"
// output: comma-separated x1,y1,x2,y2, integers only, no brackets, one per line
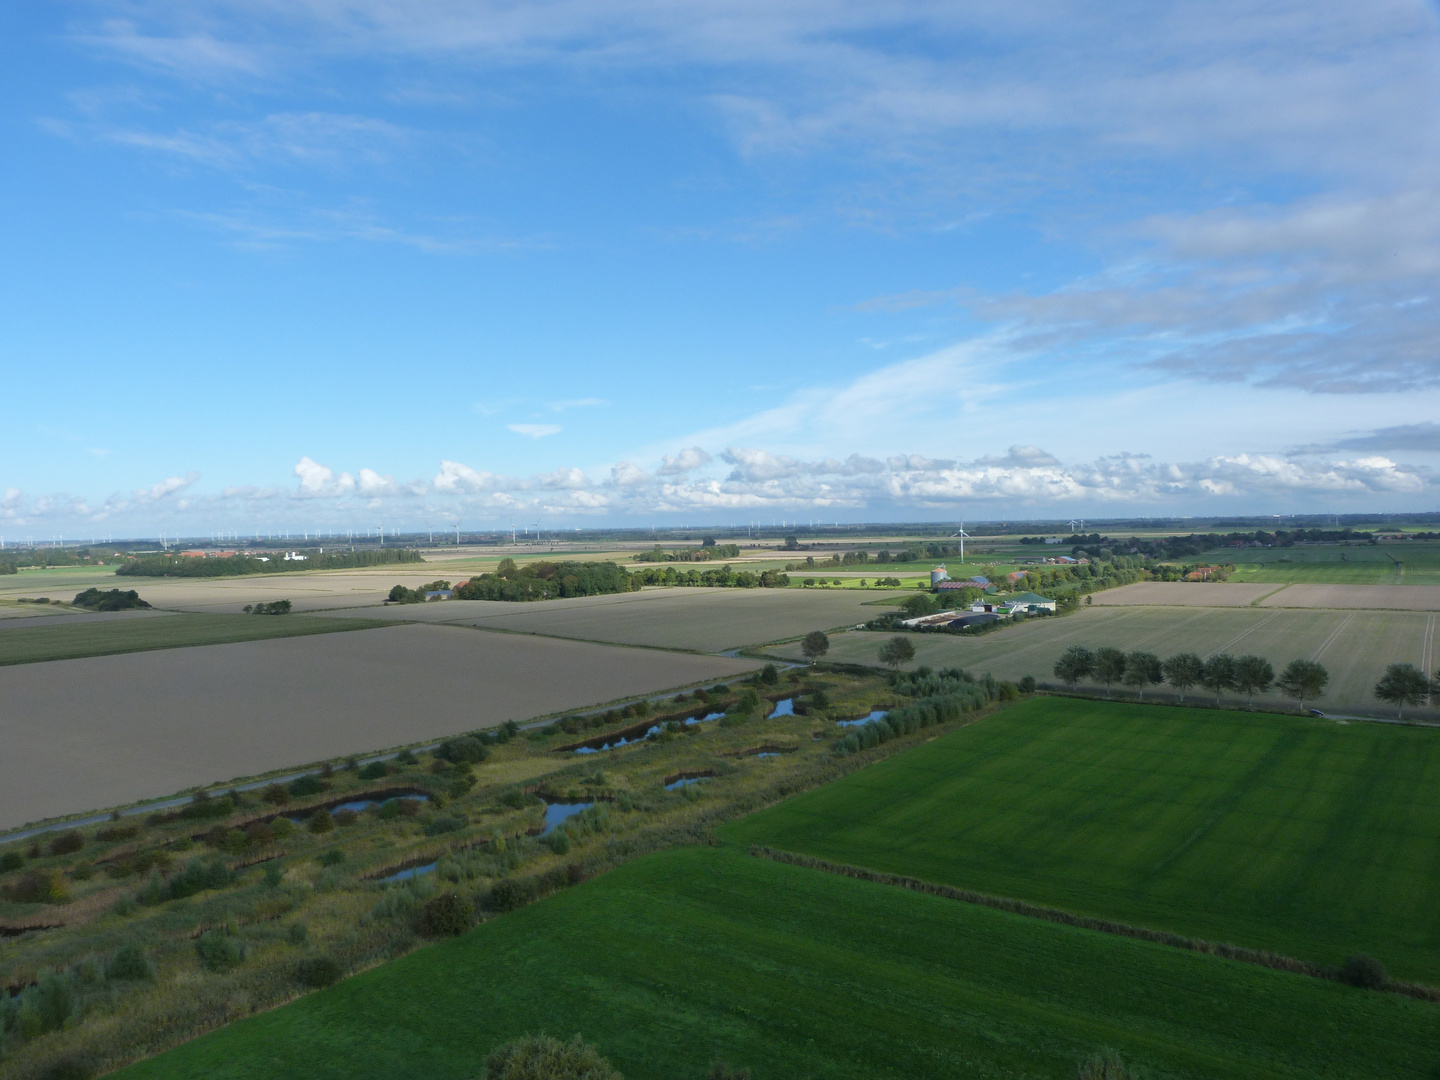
834,669,1002,756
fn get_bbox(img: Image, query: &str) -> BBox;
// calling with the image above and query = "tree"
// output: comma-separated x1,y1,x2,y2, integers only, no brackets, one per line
1053,645,1095,689
1375,663,1430,720
1092,647,1126,696
1276,659,1329,710
901,593,937,619
1122,651,1163,701
1162,653,1204,702
1233,655,1275,708
801,630,830,663
1200,654,1238,706
878,636,915,670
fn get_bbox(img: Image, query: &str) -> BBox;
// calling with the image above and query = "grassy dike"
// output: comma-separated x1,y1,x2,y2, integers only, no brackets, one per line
112,843,1440,1080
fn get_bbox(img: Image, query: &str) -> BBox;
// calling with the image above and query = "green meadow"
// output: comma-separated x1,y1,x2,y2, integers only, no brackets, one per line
1217,542,1440,585
725,697,1440,982
114,845,1440,1080
0,613,388,665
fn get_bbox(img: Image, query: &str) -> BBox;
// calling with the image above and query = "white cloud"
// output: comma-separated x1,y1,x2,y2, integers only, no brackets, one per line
610,461,650,487
433,460,503,493
548,397,607,412
656,446,712,475
293,456,355,496
508,423,562,438
357,468,400,496
141,471,200,501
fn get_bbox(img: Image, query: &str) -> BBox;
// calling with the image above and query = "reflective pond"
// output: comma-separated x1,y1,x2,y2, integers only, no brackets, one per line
836,710,889,728
376,860,436,884
767,698,796,718
572,711,726,753
542,798,594,835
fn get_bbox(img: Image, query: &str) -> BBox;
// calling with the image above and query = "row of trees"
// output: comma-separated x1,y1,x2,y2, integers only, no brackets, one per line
1052,646,1330,709
456,560,637,601
629,565,788,589
632,543,740,562
119,548,423,578
1374,663,1440,719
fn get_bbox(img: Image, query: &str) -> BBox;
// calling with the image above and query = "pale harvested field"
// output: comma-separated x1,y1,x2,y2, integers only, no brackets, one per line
0,624,760,829
1091,582,1281,607
771,605,1439,721
1258,584,1440,611
325,587,900,652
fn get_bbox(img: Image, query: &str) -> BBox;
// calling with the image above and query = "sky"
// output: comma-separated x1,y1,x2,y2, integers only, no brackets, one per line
3,1,1440,539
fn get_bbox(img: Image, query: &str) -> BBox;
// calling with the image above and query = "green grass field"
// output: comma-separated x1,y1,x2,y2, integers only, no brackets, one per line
725,697,1440,983
1216,543,1440,585
113,845,1440,1080
0,613,389,665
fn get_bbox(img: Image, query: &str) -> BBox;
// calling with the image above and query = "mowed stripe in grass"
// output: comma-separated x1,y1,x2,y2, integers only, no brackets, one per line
113,846,1440,1080
0,613,390,665
723,697,1440,983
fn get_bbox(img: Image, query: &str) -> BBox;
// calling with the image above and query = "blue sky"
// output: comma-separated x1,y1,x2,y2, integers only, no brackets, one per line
4,1,1440,538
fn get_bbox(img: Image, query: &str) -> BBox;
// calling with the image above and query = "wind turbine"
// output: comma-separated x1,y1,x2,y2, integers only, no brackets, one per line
949,522,971,564
509,521,517,545
1067,519,1079,532
531,520,542,545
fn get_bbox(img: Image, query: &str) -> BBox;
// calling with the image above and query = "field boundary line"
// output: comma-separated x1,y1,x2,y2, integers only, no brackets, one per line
748,845,1440,1005
1423,614,1436,676
1249,584,1291,607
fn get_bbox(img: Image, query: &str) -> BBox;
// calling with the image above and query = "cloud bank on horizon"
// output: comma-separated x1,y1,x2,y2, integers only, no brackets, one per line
3,1,1439,535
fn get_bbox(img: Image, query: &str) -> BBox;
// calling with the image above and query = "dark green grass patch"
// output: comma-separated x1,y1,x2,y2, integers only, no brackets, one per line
1218,542,1440,585
0,614,389,666
724,696,1440,983
113,846,1440,1080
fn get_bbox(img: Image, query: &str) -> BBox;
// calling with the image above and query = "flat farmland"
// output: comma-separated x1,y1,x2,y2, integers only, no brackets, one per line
1218,543,1440,586
1259,583,1440,610
0,612,387,666
1092,582,1280,606
325,586,900,652
770,605,1439,718
115,846,1440,1080
0,624,759,830
725,697,1440,983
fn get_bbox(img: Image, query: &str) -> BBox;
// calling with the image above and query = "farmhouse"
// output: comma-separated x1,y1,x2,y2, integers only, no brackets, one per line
1004,591,1056,612
948,613,999,629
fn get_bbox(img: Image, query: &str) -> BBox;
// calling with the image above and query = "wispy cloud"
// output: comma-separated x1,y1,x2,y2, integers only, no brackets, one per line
508,423,562,438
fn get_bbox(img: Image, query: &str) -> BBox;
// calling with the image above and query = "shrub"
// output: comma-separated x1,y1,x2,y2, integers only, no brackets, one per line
106,944,155,982
295,955,344,989
287,922,309,945
195,930,245,972
271,816,295,838
437,736,491,765
289,775,326,798
0,851,23,872
1076,1051,1129,1079
318,849,345,867
500,789,532,810
309,810,336,834
48,830,85,856
418,892,473,937
1340,953,1389,990
262,783,290,805
424,814,467,837
547,830,571,855
6,870,68,904
395,748,419,765
39,1054,94,1080
263,863,284,888
358,761,389,781
486,878,528,913
96,822,140,843
484,1034,622,1080
1019,674,1037,693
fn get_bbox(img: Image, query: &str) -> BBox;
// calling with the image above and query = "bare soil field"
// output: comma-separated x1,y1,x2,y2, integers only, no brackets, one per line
771,605,1439,721
1258,584,1440,611
326,586,899,652
0,624,760,830
1091,582,1280,607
